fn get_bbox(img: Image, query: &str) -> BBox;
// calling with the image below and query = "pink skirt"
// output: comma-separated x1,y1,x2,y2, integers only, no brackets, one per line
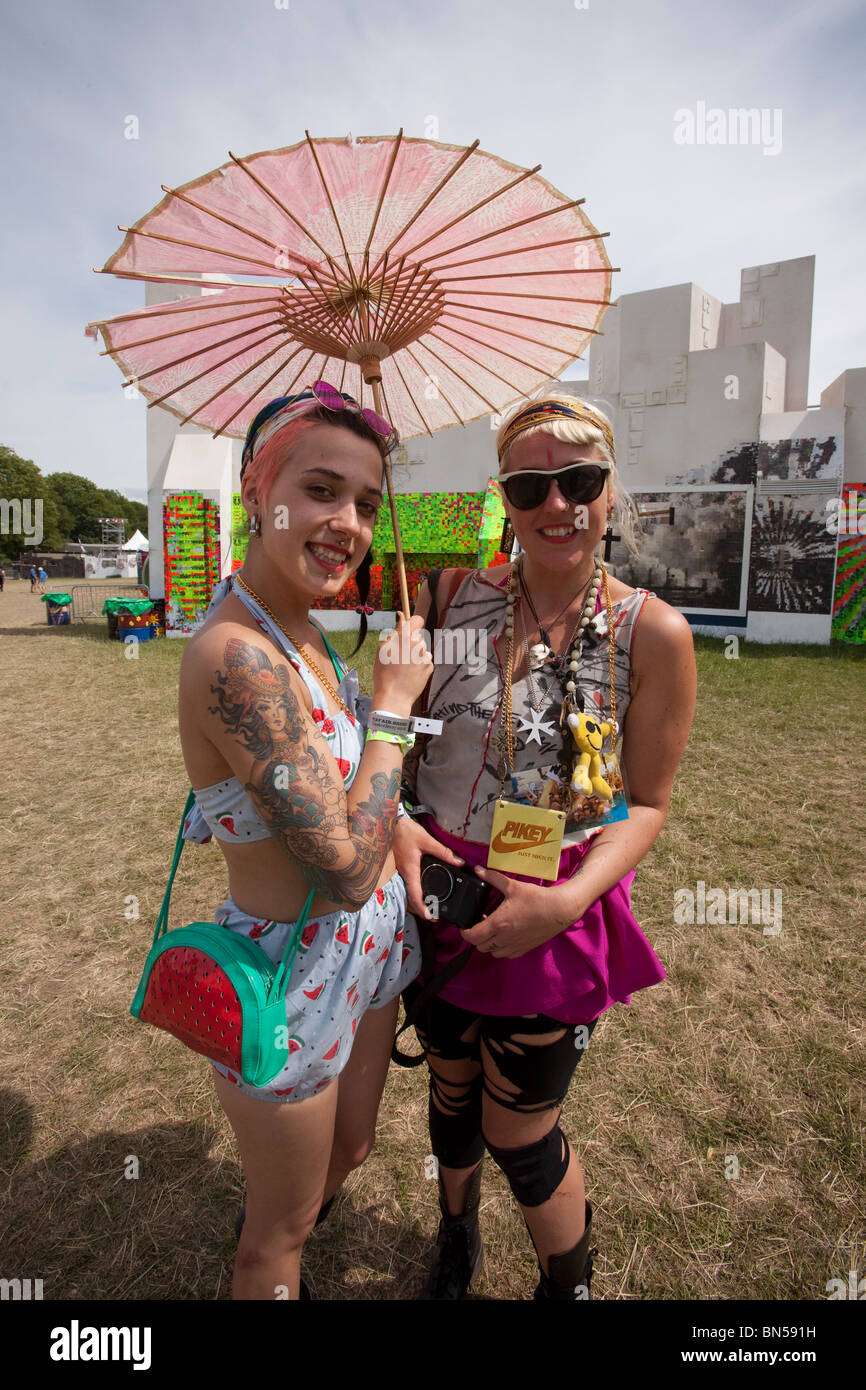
416,814,666,1024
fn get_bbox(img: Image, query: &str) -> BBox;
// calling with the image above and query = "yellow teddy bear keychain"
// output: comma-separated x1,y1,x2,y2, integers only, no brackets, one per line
566,711,615,801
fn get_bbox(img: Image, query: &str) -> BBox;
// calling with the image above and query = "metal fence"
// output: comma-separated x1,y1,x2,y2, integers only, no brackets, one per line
60,583,144,622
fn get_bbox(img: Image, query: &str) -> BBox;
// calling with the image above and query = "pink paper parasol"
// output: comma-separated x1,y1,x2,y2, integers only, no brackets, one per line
89,131,616,614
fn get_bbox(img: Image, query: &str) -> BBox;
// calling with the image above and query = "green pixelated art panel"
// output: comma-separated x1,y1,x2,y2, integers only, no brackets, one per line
163,491,220,635
231,493,249,572
832,484,866,643
372,492,487,554
301,488,508,614
477,476,507,569
380,552,470,611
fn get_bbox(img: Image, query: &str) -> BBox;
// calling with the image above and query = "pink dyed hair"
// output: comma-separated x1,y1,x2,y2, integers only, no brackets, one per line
241,416,319,510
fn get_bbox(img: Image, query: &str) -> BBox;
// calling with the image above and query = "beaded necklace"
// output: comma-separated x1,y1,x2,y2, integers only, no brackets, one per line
518,560,599,674
495,557,618,797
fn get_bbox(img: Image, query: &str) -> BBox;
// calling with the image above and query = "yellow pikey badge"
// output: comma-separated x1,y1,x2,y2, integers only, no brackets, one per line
487,802,566,881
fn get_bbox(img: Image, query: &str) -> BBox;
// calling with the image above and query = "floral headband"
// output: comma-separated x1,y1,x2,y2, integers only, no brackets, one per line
497,399,616,463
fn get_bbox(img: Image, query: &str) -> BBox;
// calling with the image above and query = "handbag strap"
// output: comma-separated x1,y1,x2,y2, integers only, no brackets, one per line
154,789,315,1006
268,891,314,1005
423,568,443,639
412,566,473,731
306,616,347,685
152,789,197,946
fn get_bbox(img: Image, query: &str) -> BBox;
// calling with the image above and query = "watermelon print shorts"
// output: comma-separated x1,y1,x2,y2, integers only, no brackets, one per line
210,870,419,1102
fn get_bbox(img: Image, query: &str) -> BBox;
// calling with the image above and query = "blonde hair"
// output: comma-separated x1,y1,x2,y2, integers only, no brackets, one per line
496,391,641,560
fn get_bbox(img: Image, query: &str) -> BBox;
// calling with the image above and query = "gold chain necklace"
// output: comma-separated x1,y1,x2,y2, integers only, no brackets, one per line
233,573,352,716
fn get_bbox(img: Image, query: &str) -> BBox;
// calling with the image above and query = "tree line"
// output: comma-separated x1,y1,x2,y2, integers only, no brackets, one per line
0,444,148,560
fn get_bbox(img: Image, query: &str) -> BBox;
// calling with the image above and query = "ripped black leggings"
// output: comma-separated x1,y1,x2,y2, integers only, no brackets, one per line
410,989,598,1172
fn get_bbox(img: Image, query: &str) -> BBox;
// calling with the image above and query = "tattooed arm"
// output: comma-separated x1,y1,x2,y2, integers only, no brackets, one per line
181,626,426,911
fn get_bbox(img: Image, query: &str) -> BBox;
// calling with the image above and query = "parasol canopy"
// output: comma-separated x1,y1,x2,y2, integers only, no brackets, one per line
89,131,616,612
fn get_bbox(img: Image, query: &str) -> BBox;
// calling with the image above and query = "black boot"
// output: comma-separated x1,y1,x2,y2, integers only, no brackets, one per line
420,1164,484,1300
532,1201,597,1300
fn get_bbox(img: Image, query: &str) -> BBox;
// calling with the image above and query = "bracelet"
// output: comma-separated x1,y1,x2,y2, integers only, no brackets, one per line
369,709,413,738
371,708,444,738
366,729,416,753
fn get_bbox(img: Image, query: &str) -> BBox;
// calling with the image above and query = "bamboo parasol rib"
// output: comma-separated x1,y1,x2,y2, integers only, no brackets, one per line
440,309,584,358
158,182,333,280
430,231,611,273
99,306,282,355
207,347,313,435
368,140,481,276
116,223,298,278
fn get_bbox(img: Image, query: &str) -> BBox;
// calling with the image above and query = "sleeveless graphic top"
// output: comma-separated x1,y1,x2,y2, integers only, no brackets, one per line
415,568,652,847
182,576,364,845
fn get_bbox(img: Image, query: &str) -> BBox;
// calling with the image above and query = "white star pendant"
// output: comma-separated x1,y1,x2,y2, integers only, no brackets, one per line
516,709,557,746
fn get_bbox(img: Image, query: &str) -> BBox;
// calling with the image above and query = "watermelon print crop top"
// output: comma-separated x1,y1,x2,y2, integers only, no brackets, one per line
182,576,364,846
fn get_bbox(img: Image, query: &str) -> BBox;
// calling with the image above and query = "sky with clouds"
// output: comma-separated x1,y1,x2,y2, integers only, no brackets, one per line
1,0,863,499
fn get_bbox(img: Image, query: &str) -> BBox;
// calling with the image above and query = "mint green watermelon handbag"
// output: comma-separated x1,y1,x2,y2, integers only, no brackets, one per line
131,790,314,1087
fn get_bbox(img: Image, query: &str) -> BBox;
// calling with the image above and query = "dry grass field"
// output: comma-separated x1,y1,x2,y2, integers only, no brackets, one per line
0,576,864,1301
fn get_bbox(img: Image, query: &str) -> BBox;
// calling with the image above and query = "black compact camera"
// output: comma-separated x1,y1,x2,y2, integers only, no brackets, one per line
419,855,491,929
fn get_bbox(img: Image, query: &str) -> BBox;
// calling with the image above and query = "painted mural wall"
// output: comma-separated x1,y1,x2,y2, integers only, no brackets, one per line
621,435,849,640
163,491,221,636
832,483,866,643
158,448,861,644
608,487,750,617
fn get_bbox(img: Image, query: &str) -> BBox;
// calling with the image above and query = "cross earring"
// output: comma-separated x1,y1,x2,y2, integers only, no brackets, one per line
249,513,261,537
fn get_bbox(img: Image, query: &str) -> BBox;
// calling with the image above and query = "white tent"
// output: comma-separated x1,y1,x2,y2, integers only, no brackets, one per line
123,528,149,551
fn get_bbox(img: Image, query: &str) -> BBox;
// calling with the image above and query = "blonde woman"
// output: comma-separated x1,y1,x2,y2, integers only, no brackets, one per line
394,393,697,1299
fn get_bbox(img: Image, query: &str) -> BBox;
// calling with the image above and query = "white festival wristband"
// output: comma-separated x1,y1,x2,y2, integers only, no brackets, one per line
371,709,443,737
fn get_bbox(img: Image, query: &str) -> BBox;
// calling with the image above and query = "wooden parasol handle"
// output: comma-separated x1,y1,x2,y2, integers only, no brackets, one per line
362,358,411,619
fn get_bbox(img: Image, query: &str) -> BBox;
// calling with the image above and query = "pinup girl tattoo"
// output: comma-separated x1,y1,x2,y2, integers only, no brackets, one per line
209,638,400,906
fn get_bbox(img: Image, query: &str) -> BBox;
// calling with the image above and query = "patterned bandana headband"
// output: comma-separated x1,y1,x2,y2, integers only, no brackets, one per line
497,399,616,464
241,393,325,476
241,383,392,477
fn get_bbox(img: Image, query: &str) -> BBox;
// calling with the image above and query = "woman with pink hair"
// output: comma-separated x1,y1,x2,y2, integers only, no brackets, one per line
178,386,443,1299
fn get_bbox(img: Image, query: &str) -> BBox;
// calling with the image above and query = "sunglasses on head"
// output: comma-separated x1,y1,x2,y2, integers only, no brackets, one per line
242,380,394,474
498,461,610,510
310,380,393,440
